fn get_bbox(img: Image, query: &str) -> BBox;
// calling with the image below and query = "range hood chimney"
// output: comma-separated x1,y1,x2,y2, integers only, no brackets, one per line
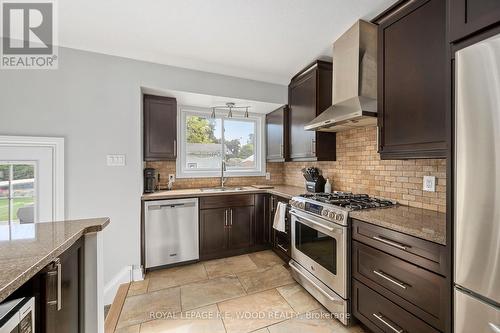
305,20,378,132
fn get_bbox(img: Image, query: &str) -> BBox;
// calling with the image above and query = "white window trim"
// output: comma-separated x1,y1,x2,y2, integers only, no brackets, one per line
176,105,266,179
0,136,64,221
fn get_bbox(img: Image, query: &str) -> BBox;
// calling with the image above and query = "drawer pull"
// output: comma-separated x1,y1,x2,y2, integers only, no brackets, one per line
373,313,405,333
373,270,408,289
373,236,409,250
276,244,288,253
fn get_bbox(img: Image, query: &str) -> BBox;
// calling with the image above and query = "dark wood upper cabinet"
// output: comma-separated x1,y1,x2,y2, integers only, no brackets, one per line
377,0,447,159
448,0,500,42
288,60,336,161
266,105,289,162
143,94,177,161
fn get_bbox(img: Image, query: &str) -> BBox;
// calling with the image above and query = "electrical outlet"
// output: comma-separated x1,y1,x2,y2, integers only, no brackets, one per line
106,154,126,166
168,174,175,182
265,172,271,180
423,176,436,192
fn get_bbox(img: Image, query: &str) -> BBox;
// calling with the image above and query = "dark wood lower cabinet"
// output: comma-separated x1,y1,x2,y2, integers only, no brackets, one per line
41,238,84,333
254,194,271,245
269,195,291,262
352,219,448,333
353,279,440,333
200,208,228,258
228,206,254,250
199,194,269,260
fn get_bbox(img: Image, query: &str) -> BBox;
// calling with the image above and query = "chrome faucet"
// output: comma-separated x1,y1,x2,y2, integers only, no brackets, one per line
221,160,227,188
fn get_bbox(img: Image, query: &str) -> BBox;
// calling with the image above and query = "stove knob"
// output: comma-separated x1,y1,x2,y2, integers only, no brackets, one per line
298,202,305,209
290,200,296,207
336,214,344,221
329,211,336,219
322,209,329,217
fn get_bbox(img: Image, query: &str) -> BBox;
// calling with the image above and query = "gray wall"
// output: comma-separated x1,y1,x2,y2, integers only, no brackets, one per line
0,47,287,293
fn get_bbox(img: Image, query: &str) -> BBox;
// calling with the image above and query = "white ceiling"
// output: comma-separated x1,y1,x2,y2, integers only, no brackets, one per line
59,0,397,85
142,87,283,114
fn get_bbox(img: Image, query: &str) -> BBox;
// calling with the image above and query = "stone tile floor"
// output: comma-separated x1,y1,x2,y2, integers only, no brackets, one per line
113,250,367,333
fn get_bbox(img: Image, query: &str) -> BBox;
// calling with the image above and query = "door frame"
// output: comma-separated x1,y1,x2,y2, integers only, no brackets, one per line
0,135,65,221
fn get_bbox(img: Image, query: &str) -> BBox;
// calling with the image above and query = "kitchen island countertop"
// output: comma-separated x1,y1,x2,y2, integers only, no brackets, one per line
0,217,110,303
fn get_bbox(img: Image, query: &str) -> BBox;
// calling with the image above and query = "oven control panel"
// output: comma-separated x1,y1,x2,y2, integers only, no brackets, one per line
289,197,347,225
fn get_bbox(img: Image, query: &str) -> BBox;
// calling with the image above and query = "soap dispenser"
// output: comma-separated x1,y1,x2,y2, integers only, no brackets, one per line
325,178,332,193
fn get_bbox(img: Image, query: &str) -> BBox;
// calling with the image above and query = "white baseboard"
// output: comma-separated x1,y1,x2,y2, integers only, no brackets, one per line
103,265,144,305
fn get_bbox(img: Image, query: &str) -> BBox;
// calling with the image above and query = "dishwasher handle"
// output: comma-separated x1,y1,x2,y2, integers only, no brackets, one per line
147,202,196,210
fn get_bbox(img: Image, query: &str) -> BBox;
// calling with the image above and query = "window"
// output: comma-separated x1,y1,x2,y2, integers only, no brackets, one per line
177,107,265,178
0,162,36,225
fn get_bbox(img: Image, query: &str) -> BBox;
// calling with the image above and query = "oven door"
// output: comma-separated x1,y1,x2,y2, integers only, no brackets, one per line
290,209,347,299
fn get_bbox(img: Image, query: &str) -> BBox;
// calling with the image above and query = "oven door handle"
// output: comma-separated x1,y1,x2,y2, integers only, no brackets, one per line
289,261,336,301
290,211,334,232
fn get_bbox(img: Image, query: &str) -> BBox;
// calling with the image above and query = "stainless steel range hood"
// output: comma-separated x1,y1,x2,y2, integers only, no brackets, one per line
305,20,378,132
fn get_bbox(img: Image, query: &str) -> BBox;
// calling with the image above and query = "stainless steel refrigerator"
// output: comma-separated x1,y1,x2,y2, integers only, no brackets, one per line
455,33,500,332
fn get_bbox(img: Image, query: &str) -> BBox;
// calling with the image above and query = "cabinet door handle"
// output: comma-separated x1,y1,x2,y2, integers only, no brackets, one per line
230,209,233,226
311,139,316,155
224,209,228,227
373,270,407,289
372,236,409,250
280,144,284,157
173,140,177,157
56,260,62,311
372,313,404,333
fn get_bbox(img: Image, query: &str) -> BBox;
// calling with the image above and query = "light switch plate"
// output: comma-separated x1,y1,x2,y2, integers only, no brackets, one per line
423,176,436,192
265,172,271,180
106,154,126,166
168,174,175,182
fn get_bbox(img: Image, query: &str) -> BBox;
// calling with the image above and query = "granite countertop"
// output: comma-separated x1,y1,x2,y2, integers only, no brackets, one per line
141,184,304,201
0,218,110,303
350,205,446,245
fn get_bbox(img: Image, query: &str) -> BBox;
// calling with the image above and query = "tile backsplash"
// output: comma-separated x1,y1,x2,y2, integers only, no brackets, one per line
283,127,446,212
146,127,446,212
145,161,283,189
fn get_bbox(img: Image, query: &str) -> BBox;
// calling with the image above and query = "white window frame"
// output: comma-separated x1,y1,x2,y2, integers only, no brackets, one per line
0,161,37,224
176,106,266,178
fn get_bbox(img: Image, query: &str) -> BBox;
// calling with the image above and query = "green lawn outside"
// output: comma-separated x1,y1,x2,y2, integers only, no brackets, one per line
0,197,34,222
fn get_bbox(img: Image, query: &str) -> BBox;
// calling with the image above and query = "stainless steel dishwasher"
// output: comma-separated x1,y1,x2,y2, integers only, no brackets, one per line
144,198,199,269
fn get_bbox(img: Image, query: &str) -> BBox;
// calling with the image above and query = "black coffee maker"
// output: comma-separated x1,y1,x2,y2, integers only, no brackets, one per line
302,167,326,193
144,168,157,193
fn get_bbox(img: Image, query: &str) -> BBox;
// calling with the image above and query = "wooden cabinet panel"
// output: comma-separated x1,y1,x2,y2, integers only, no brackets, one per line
266,105,289,161
449,0,500,42
353,241,447,330
200,208,227,259
353,279,440,333
378,0,447,159
143,95,177,161
200,194,254,210
229,206,254,250
288,61,336,161
352,219,447,276
41,238,84,333
289,70,317,160
255,194,271,245
270,195,291,261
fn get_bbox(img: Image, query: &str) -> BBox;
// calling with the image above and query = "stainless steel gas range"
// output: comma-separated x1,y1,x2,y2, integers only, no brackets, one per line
288,192,395,326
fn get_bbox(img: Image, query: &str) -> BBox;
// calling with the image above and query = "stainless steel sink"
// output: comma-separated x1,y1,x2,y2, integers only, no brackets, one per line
200,187,246,192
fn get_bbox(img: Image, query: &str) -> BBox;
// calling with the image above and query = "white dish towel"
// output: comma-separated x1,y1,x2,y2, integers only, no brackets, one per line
273,202,287,233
